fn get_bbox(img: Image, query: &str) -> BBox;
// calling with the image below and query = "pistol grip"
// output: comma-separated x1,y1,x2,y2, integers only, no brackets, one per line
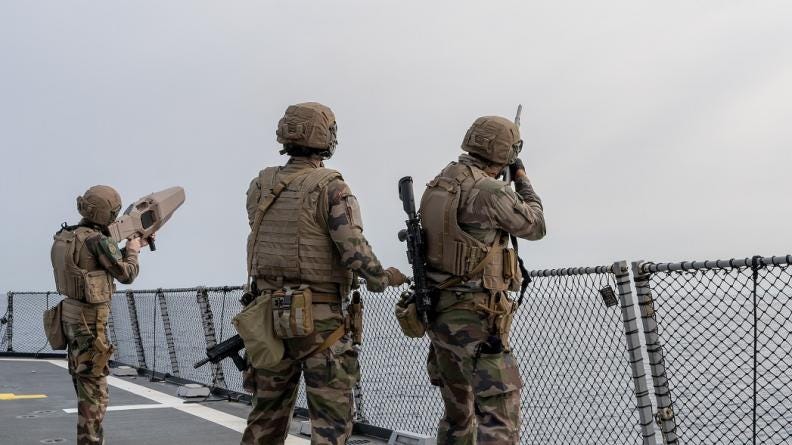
147,236,157,251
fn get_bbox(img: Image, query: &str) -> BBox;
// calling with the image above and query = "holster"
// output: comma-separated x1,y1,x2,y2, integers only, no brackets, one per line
346,291,364,345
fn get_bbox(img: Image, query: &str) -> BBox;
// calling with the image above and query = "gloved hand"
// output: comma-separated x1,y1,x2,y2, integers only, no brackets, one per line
385,267,409,287
508,158,526,181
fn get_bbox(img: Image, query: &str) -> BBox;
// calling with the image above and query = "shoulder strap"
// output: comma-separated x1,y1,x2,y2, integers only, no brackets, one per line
246,169,315,285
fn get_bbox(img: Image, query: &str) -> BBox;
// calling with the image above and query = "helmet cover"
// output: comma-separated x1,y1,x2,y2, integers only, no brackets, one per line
76,185,122,226
461,116,522,165
276,102,338,157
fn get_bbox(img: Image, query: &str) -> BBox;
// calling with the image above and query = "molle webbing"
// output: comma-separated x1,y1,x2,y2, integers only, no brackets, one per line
251,166,353,292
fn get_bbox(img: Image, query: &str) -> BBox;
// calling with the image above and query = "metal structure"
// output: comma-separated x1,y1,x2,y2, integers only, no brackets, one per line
2,255,790,444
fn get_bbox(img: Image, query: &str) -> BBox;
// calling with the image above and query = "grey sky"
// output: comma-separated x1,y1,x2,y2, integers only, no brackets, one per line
1,1,791,292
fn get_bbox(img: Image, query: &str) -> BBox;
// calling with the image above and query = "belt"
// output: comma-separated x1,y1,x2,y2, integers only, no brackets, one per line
311,292,342,304
62,298,109,324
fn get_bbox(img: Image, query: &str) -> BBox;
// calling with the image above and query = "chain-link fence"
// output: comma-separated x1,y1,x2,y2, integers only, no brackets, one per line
2,255,791,444
634,255,792,445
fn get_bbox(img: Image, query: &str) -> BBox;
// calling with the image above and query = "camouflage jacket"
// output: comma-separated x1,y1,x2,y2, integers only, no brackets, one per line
80,221,140,285
426,154,546,290
246,157,392,292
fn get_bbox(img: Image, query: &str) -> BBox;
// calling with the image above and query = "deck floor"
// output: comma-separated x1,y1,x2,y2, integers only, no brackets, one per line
0,358,385,445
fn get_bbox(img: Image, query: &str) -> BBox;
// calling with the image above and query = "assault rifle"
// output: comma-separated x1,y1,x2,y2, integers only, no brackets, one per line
108,186,186,251
193,334,246,371
397,176,432,326
500,104,531,303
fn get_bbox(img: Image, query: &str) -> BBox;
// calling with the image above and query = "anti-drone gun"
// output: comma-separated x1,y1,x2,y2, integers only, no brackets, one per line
108,187,186,251
397,176,432,326
193,334,246,371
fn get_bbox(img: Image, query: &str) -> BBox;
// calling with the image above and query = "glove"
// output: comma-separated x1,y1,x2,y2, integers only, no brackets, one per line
125,237,144,254
508,158,526,181
385,267,409,287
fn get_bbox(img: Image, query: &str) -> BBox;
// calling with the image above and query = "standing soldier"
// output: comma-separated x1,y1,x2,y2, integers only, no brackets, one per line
420,116,546,444
241,102,407,445
50,185,151,445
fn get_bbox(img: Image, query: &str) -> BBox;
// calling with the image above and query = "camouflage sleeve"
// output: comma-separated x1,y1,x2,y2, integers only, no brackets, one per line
487,178,546,241
245,175,262,228
85,234,140,284
324,179,391,292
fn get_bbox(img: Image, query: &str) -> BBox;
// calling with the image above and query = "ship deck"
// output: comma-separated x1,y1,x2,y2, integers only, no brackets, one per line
0,358,387,445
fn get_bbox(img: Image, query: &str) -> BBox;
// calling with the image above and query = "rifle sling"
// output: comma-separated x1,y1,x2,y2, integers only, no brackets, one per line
296,324,346,361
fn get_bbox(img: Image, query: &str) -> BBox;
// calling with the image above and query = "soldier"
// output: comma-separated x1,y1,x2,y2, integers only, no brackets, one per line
50,185,151,445
241,102,408,445
420,116,546,444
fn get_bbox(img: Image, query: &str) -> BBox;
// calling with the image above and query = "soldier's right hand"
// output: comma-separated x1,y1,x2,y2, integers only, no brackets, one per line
508,158,527,181
126,237,144,254
385,267,409,287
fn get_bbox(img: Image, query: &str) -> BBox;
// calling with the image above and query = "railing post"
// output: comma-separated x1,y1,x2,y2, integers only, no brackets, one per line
632,261,678,444
157,289,180,377
107,294,118,349
5,292,12,352
126,289,148,370
196,287,226,388
612,261,656,444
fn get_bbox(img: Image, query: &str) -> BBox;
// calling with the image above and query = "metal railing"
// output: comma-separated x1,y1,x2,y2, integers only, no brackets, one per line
2,254,790,444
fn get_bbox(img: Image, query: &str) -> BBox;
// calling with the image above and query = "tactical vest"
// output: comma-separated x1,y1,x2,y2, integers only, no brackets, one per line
51,226,115,303
420,162,521,292
252,166,354,295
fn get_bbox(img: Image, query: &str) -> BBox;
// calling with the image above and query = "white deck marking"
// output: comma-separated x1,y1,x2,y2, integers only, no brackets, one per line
0,359,309,445
63,403,175,413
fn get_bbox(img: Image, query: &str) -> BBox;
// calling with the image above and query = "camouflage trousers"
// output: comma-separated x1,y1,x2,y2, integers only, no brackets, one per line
241,308,359,445
427,291,523,445
64,318,113,445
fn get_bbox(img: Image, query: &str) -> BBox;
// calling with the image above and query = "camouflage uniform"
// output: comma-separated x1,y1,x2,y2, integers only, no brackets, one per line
242,103,402,445
423,145,545,443
52,186,140,445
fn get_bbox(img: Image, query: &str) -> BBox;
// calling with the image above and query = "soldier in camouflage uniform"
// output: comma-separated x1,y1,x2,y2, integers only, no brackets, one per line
419,116,546,444
241,102,407,445
50,185,150,445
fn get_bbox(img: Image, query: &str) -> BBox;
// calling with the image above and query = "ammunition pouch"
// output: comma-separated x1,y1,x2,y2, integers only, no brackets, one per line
82,270,114,304
395,291,426,338
502,248,522,293
272,287,315,339
233,292,285,369
346,291,364,345
492,293,518,351
42,301,66,350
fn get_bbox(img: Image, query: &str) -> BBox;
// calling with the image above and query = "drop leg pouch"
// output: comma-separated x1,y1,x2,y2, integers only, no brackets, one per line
233,293,285,369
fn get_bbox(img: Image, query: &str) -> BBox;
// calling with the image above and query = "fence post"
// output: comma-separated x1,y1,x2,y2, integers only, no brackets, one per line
126,290,148,370
157,289,180,377
613,261,656,444
196,287,226,388
632,261,678,445
5,292,12,352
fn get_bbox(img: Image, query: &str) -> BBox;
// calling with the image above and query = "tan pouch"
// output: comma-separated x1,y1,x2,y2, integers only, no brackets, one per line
348,291,364,345
272,288,315,339
395,292,425,338
494,294,518,351
83,270,113,304
503,248,522,292
42,301,66,350
233,293,285,369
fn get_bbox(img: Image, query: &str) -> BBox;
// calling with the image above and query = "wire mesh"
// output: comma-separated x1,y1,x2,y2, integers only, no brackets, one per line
109,291,139,367
4,292,64,354
520,269,643,444
640,256,792,445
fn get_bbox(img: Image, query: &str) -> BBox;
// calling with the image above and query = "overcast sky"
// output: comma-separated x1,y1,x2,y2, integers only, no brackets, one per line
1,1,790,292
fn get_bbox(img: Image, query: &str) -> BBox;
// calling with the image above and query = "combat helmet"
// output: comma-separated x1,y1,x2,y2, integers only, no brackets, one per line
461,116,522,165
276,102,338,159
76,185,122,226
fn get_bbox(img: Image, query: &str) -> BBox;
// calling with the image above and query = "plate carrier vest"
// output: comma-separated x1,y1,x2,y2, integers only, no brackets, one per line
51,226,115,303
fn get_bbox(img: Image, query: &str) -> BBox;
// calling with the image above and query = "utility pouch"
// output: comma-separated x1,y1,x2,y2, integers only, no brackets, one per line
42,301,66,350
503,248,522,292
348,291,364,345
494,294,518,351
233,292,285,369
83,270,113,304
272,288,315,339
395,291,425,338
